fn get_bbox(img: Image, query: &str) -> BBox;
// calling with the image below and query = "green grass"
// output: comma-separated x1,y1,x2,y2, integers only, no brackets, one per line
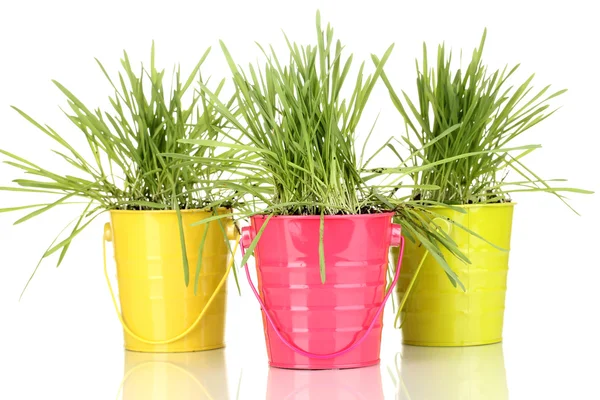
376,30,592,209
196,15,394,216
187,12,482,287
0,44,243,295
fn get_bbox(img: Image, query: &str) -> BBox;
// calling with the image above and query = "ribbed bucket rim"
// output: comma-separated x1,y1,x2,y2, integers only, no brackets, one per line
251,211,394,220
109,207,231,215
422,203,516,210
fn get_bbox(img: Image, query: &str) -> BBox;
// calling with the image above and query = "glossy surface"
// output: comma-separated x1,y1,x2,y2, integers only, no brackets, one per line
108,210,234,352
267,364,384,399
121,349,230,399
118,343,507,400
246,212,400,369
394,344,508,399
396,204,514,346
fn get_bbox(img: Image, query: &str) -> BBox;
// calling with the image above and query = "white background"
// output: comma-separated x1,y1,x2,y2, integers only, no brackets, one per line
1,1,599,399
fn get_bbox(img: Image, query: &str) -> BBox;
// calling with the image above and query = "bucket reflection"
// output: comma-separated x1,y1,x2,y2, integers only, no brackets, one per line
267,364,384,400
393,343,508,400
121,349,229,400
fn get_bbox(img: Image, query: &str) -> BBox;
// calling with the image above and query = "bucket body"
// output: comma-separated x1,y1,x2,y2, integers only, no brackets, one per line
247,213,397,369
267,365,384,399
110,210,231,352
122,349,229,399
396,204,514,346
396,344,508,399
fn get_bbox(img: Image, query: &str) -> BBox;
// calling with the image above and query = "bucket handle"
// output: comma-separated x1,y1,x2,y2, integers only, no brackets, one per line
241,224,405,360
102,221,239,346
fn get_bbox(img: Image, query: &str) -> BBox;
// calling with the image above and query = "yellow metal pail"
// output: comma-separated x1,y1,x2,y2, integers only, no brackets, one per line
103,210,238,353
396,204,514,347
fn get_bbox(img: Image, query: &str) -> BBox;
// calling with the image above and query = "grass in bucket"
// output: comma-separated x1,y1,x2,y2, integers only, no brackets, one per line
185,11,480,286
371,29,594,324
374,29,592,209
0,44,247,296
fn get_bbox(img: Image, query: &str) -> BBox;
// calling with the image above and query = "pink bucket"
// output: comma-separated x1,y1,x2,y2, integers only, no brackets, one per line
241,212,405,370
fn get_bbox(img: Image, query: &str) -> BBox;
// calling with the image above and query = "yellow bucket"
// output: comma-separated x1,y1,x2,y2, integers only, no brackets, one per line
396,204,514,346
120,349,229,399
103,210,238,353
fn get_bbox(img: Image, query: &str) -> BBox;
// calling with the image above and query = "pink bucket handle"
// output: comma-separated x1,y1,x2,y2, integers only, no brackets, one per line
241,223,405,360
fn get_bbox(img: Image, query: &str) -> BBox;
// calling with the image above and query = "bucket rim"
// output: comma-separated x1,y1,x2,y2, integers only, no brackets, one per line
422,202,516,210
109,207,232,215
250,211,395,220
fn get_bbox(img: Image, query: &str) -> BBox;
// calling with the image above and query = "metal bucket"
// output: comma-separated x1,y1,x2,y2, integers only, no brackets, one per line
103,209,237,352
241,212,404,369
396,204,514,346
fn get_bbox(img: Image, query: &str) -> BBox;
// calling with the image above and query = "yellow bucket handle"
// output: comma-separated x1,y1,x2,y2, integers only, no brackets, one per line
102,222,240,345
394,217,452,328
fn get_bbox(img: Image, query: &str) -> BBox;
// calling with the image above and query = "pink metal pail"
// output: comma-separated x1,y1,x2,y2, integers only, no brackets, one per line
241,212,405,370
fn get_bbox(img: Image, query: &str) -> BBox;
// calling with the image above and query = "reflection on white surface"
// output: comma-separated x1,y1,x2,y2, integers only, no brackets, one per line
266,365,384,400
391,344,508,400
120,349,229,400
